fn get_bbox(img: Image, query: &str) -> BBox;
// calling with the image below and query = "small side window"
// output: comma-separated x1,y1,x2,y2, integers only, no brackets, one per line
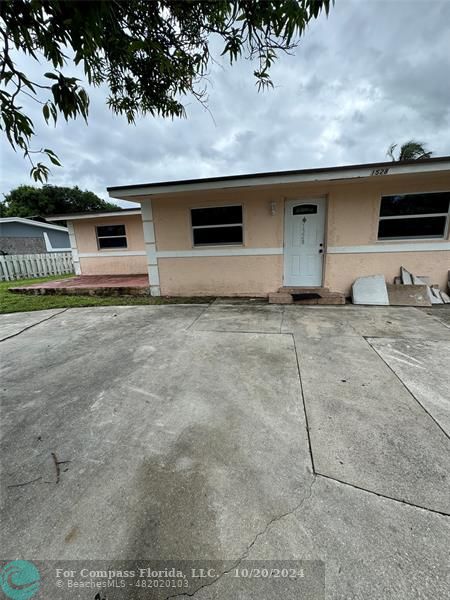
96,224,127,249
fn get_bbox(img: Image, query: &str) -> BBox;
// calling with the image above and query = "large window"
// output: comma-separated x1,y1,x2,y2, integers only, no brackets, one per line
96,224,127,249
378,191,450,240
191,205,243,246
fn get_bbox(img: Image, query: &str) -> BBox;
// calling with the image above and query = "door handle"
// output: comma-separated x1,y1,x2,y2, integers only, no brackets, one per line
319,249,323,254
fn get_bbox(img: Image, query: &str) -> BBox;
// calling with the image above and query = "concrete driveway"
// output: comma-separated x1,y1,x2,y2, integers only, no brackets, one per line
1,303,449,599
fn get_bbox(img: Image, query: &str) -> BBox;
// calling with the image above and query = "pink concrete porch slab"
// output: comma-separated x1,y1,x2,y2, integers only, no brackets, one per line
9,275,150,296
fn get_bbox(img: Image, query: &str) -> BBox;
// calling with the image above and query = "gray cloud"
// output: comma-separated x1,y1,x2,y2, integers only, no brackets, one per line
1,0,449,208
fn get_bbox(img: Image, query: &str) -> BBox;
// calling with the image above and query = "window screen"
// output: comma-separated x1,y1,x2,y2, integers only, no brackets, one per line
378,191,449,239
96,224,127,249
191,206,243,246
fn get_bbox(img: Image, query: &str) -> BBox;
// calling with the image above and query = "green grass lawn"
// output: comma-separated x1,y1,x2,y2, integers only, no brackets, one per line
0,275,212,314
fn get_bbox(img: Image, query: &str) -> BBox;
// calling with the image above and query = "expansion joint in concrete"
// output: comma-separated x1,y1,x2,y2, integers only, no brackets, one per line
188,329,290,335
185,304,214,331
291,333,316,474
363,336,450,443
316,472,450,517
279,306,285,333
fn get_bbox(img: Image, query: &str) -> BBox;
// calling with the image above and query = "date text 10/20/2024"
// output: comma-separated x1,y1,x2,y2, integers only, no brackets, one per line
56,566,306,580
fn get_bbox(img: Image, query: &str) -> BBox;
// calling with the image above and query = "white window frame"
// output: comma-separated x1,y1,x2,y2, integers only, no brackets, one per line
96,224,128,250
377,190,450,241
190,204,244,247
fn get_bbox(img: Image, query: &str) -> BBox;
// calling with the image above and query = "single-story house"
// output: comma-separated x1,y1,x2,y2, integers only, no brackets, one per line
0,217,70,255
48,157,450,297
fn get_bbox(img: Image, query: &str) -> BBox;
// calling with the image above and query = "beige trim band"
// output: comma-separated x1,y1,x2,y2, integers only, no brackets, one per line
156,247,283,258
328,242,450,254
78,251,146,258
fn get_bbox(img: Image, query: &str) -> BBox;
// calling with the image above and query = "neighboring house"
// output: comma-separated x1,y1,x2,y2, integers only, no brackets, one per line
0,217,70,254
48,157,450,297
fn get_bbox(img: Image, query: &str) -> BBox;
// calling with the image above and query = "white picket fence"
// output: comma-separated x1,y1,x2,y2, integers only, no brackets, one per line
0,252,74,281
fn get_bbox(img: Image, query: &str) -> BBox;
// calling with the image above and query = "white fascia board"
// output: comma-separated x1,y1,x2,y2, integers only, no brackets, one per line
48,210,141,221
107,161,450,199
0,217,68,231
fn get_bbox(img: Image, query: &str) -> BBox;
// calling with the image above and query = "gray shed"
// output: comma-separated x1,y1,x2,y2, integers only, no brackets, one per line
0,217,70,254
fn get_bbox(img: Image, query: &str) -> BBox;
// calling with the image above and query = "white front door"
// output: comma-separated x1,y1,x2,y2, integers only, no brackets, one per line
283,198,326,287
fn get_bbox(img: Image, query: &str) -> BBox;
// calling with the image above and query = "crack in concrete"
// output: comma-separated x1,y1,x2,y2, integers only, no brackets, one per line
7,476,42,488
0,308,69,342
165,477,317,599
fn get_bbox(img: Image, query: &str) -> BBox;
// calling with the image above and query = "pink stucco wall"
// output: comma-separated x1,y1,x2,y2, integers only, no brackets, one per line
78,255,147,276
152,189,284,295
158,256,283,297
324,251,449,294
71,171,449,295
152,190,283,250
149,171,449,296
323,172,450,293
74,214,144,252
326,172,450,246
72,214,147,275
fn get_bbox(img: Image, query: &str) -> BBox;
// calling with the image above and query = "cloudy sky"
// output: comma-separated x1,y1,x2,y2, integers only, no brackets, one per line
1,0,449,208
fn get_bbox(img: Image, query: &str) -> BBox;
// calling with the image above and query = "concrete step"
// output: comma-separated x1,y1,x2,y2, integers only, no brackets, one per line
279,286,330,294
268,292,293,304
296,294,346,305
269,289,345,305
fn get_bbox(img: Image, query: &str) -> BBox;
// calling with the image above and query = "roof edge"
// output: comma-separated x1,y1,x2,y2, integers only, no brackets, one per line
0,217,68,231
107,156,450,197
48,208,141,221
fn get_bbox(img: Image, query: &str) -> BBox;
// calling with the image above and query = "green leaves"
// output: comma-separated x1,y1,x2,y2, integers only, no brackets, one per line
42,103,50,121
2,184,120,218
1,0,334,181
43,149,61,166
42,102,58,125
30,163,50,183
388,140,433,162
